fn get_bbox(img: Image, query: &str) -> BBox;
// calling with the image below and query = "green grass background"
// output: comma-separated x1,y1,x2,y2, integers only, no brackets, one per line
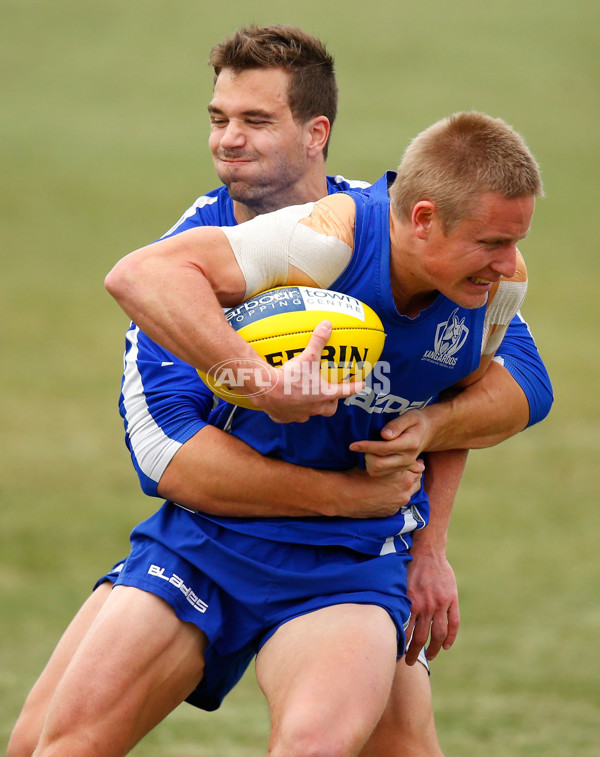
1,0,598,754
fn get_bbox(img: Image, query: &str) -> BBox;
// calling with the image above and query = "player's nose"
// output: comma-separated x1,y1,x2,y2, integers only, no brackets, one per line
491,244,518,279
220,121,246,149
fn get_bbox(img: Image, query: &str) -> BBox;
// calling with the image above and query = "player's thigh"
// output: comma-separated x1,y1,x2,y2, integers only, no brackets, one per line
8,582,112,757
359,657,443,757
256,603,398,756
36,585,208,757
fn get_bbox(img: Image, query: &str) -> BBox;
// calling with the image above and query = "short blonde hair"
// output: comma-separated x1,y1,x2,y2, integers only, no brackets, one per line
390,112,543,232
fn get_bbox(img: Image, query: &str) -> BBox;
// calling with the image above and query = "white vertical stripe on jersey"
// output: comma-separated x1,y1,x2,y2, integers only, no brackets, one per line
121,325,183,485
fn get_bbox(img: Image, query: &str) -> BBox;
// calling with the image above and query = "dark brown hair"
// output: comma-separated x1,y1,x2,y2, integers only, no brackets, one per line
209,25,338,157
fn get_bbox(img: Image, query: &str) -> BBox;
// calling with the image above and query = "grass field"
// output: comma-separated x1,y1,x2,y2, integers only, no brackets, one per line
1,0,599,754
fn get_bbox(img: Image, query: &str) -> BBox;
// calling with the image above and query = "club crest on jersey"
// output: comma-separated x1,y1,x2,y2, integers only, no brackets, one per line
422,309,469,368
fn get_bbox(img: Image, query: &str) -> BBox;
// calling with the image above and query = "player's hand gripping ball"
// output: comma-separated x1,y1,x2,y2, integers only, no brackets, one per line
198,286,386,409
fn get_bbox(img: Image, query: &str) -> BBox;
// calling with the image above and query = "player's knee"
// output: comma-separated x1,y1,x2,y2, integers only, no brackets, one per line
270,735,350,757
30,733,108,757
270,717,365,757
7,727,34,757
7,710,40,757
372,707,444,757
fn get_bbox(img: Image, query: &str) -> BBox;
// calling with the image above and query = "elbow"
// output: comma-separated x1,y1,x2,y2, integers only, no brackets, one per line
105,253,150,319
105,256,134,303
104,266,119,299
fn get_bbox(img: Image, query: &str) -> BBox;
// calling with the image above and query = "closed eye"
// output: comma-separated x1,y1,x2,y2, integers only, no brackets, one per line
480,239,511,250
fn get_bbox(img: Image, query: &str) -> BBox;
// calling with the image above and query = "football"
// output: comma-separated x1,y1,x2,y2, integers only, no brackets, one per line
198,285,386,409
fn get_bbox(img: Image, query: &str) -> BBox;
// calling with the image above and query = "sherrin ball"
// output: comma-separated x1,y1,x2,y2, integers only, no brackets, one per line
198,285,386,409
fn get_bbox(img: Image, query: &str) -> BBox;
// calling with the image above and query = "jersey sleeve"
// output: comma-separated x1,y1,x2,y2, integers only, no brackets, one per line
493,312,554,427
119,324,214,497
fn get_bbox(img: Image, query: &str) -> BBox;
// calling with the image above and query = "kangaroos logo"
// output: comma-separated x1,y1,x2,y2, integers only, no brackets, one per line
422,309,469,368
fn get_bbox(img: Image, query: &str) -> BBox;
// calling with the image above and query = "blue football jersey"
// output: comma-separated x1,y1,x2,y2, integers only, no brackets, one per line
184,173,486,553
120,175,552,507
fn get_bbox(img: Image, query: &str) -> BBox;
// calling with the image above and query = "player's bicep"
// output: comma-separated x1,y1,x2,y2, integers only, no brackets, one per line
110,225,247,309
162,225,248,306
453,353,495,388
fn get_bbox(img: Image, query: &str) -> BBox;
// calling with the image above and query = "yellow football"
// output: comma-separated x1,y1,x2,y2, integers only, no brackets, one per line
198,285,386,409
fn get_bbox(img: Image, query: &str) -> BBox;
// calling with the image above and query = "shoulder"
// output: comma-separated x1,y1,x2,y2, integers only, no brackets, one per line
160,186,232,238
485,249,528,328
307,171,393,247
327,174,371,193
509,249,527,284
303,194,357,247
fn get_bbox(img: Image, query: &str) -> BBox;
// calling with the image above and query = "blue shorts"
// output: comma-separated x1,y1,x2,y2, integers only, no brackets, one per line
93,560,125,590
112,502,412,710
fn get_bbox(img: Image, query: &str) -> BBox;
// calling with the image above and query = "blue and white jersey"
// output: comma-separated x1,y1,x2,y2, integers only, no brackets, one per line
120,177,553,505
125,174,486,556
171,172,487,553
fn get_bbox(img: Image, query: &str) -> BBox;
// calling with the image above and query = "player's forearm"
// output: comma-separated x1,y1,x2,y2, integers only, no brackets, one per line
156,426,402,518
415,449,468,554
423,361,529,452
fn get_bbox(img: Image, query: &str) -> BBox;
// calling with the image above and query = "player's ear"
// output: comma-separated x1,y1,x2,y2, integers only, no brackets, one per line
412,201,436,239
306,116,330,157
